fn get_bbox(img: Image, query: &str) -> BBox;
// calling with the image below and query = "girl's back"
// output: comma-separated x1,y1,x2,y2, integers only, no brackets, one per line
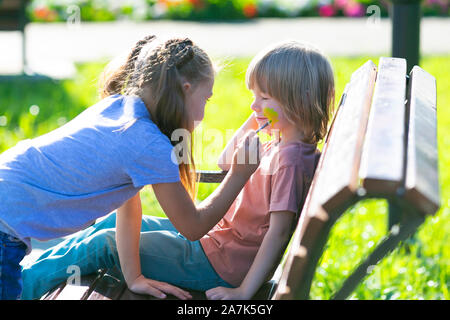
0,94,179,251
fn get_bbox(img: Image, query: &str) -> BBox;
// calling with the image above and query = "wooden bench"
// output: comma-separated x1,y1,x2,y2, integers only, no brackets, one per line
41,57,440,300
0,0,29,73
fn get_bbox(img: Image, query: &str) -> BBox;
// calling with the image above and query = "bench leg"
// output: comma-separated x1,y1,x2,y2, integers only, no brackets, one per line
331,213,424,300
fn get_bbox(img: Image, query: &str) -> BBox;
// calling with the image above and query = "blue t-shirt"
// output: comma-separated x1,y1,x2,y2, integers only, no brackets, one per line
0,94,180,253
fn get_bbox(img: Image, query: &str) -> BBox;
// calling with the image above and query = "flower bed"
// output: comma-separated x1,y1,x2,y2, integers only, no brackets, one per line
28,0,449,22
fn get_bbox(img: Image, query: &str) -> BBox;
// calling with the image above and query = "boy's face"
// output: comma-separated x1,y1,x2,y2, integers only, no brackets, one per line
250,86,289,134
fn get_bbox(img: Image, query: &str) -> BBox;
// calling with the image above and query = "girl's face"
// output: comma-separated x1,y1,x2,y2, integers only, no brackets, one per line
184,77,214,129
250,86,289,134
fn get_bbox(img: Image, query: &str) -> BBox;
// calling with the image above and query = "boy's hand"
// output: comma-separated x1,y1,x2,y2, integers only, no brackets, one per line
128,274,192,300
230,130,261,179
205,286,248,300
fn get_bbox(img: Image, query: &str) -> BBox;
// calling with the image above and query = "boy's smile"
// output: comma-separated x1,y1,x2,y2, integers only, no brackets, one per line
250,87,285,132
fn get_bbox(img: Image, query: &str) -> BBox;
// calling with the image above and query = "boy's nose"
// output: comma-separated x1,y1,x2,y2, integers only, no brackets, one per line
250,101,261,112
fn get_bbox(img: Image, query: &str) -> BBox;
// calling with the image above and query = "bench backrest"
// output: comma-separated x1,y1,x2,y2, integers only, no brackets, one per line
272,57,440,300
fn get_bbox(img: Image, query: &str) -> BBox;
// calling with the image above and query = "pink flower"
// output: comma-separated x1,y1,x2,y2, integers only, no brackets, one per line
343,1,365,17
334,0,348,9
319,4,336,17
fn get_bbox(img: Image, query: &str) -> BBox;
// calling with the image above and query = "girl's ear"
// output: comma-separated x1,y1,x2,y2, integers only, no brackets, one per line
182,81,192,93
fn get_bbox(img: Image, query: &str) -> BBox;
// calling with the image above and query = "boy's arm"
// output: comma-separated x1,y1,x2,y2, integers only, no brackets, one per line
217,113,258,171
115,192,192,300
205,210,295,300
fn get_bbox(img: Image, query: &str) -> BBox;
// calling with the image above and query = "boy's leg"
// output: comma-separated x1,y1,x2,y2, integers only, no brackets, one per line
91,212,177,233
21,227,119,300
138,230,232,291
21,214,177,300
0,232,27,300
24,213,173,266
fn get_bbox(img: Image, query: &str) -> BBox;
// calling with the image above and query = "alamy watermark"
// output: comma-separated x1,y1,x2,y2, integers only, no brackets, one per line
66,265,81,286
66,5,81,29
366,5,381,29
170,123,281,175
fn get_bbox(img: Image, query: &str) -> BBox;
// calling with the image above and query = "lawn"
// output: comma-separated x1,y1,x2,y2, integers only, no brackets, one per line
0,55,448,299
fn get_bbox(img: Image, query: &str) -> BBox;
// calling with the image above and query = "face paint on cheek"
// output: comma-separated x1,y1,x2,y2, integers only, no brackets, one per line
263,107,279,124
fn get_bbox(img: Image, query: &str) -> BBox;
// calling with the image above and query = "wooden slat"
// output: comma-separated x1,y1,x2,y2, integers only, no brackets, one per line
119,286,207,300
41,282,66,300
360,57,407,195
273,245,307,300
316,60,377,212
197,170,227,183
43,273,101,300
86,267,126,300
404,66,440,215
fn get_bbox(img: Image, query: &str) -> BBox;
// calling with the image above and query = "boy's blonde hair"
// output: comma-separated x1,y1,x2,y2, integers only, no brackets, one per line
246,41,335,144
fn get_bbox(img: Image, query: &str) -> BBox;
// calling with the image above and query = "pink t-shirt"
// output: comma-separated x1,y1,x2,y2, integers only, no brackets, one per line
200,140,320,287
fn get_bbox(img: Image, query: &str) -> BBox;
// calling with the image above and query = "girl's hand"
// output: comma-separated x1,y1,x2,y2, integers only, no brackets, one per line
206,286,248,300
230,130,261,179
217,114,259,171
128,274,192,300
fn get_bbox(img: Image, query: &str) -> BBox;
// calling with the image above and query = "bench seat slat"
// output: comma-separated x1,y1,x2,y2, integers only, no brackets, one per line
86,268,126,300
404,66,440,215
359,57,407,195
42,273,101,300
196,170,227,183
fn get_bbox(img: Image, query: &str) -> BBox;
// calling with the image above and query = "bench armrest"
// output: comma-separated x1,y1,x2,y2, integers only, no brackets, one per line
196,170,228,183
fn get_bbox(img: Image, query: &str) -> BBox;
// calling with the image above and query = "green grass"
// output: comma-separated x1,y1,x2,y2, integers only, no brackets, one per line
0,55,448,299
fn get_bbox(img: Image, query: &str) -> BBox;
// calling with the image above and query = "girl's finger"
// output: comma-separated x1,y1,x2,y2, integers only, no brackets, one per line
206,289,219,300
208,293,220,300
143,283,166,299
156,282,192,300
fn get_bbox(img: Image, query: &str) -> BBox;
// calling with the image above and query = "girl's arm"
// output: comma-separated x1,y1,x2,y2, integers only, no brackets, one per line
153,131,261,241
205,211,295,300
115,192,192,300
217,113,258,171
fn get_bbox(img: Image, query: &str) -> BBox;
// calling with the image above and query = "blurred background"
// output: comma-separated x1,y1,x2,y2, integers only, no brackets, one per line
0,0,449,300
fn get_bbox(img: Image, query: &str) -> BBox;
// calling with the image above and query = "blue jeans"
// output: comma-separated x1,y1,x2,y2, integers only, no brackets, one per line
0,231,27,300
21,213,231,300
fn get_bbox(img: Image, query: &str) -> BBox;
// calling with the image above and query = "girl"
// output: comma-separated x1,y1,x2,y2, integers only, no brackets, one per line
0,35,261,300
20,40,335,300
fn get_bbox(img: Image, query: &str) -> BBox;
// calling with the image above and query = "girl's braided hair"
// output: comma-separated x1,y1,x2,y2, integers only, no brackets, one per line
99,35,214,200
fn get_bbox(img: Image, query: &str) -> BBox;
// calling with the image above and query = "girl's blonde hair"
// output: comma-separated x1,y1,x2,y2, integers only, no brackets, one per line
246,41,335,144
98,35,214,200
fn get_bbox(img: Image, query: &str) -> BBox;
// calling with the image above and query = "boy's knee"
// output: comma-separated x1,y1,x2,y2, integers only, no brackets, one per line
95,229,116,243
